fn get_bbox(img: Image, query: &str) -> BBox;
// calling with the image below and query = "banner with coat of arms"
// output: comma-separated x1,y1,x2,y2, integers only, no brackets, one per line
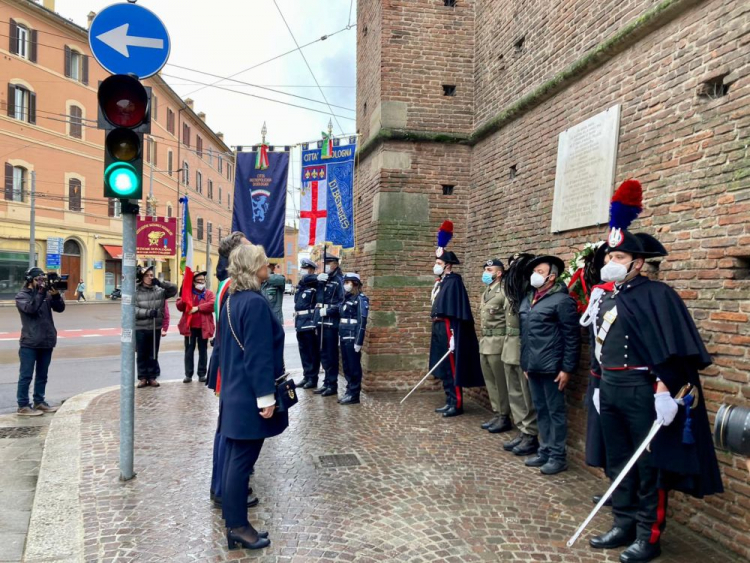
231,149,289,259
136,217,177,257
298,136,357,249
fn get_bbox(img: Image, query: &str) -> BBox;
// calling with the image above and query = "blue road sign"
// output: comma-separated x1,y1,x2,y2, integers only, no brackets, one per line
89,3,171,79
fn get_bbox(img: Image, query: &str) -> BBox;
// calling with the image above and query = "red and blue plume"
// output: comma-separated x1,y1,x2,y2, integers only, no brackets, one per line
609,179,642,230
437,220,453,248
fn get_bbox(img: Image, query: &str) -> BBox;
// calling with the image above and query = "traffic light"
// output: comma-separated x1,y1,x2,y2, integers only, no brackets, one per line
97,74,151,201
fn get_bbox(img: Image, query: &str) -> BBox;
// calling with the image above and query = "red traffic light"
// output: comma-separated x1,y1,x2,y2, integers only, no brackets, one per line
97,74,149,128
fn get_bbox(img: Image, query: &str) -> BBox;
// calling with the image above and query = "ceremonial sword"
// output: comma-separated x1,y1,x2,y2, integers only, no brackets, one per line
400,346,453,405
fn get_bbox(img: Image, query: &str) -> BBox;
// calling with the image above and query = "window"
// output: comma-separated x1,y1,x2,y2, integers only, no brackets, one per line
152,95,158,121
196,136,203,157
442,84,456,96
183,123,191,147
218,156,223,174
208,148,213,166
196,171,202,194
166,203,173,218
168,151,173,176
68,178,82,212
287,242,293,255
7,84,36,124
218,186,222,204
183,162,189,186
64,47,89,85
167,108,175,134
227,193,231,211
196,217,204,240
108,198,121,218
9,20,37,62
207,221,213,244
227,164,232,181
152,141,157,167
69,105,83,139
217,227,223,242
207,179,213,200
4,164,26,202
146,138,151,164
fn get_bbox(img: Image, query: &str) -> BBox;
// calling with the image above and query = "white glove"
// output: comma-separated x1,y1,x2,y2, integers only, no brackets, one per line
319,307,328,317
317,273,329,283
654,391,679,426
592,388,600,415
354,344,362,353
449,334,455,352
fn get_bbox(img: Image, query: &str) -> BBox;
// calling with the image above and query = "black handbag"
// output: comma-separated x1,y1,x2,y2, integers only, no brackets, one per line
226,295,298,412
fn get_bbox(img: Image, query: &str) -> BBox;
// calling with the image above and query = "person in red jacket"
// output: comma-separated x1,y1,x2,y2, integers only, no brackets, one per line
176,271,216,383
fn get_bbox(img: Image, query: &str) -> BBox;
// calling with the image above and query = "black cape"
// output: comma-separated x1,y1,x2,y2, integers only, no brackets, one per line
429,273,484,388
613,276,723,498
585,325,607,469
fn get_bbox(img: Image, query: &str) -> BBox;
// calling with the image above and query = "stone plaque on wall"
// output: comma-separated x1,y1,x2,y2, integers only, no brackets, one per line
551,104,621,233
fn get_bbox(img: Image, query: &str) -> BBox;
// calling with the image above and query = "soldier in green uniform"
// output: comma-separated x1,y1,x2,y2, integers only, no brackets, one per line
501,253,539,456
261,261,285,325
479,259,513,433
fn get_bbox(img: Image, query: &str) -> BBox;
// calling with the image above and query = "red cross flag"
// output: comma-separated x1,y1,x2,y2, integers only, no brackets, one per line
299,165,328,248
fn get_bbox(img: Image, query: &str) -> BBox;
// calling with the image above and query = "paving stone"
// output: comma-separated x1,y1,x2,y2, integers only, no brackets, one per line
73,382,742,562
0,533,25,562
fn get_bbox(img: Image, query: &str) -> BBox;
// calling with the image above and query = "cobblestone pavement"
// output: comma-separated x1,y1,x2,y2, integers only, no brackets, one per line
73,381,740,563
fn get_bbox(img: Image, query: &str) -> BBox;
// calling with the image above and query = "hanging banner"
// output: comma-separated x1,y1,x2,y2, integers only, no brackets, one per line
299,136,356,249
136,217,177,257
232,150,289,259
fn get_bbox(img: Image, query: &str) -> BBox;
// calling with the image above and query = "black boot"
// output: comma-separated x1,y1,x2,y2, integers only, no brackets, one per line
198,375,207,383
226,525,270,550
313,386,328,395
590,527,636,549
503,432,523,452
303,379,318,390
298,377,310,388
435,404,451,413
487,415,513,434
339,394,360,405
183,375,192,383
512,434,539,456
482,415,500,430
592,494,613,507
442,406,463,418
619,540,661,563
524,454,548,467
321,387,338,397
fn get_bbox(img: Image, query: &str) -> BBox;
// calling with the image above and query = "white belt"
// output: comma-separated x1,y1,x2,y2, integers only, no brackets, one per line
296,309,315,315
595,306,617,363
340,319,358,325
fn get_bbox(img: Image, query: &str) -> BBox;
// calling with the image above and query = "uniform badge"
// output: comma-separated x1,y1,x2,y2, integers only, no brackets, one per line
436,247,444,258
608,227,624,248
486,260,493,266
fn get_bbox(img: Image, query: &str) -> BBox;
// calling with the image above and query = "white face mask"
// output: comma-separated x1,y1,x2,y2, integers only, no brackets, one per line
325,264,332,273
194,283,206,291
600,260,634,283
344,283,353,293
530,272,548,289
433,264,445,277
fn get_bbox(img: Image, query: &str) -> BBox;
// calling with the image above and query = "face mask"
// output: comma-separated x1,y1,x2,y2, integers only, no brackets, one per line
433,264,445,277
344,283,353,293
600,260,634,283
481,272,494,285
530,272,548,289
194,283,206,291
325,265,332,273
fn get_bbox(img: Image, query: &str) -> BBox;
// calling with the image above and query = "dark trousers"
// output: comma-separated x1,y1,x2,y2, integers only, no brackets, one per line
600,381,667,543
211,427,227,498
296,329,321,383
431,321,462,409
17,347,53,408
527,372,567,463
135,329,161,380
221,437,265,528
320,326,339,389
77,293,86,302
340,339,362,397
184,327,208,378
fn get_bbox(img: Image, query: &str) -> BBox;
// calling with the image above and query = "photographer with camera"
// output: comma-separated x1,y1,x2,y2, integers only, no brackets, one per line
15,267,66,416
134,265,177,388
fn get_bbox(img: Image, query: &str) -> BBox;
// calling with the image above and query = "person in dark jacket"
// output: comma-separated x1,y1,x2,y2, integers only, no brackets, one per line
519,255,580,475
313,255,345,397
219,243,288,551
261,262,285,324
295,258,321,390
15,267,65,416
134,266,177,387
338,272,369,405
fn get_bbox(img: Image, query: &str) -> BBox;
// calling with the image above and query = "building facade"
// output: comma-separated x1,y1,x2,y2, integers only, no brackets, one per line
354,0,749,555
0,0,235,300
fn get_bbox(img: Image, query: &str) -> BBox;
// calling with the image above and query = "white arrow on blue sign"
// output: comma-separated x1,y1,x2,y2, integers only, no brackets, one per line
89,3,171,80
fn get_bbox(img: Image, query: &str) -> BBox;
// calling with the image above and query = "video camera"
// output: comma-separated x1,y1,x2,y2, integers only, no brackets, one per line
715,404,750,457
25,268,69,292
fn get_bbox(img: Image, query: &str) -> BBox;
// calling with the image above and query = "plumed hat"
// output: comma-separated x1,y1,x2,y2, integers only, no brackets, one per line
605,179,668,258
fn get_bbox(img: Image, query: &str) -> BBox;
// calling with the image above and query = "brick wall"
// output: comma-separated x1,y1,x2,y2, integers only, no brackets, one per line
355,0,750,556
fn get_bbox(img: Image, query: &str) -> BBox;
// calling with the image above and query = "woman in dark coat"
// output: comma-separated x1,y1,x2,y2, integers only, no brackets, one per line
219,243,288,550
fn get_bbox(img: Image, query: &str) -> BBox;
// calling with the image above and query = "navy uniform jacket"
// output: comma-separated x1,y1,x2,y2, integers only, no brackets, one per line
218,290,288,440
294,274,318,332
314,268,344,330
339,292,369,347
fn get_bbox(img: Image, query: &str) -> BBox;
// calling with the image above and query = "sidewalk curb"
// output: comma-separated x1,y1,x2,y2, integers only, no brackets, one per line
23,384,119,563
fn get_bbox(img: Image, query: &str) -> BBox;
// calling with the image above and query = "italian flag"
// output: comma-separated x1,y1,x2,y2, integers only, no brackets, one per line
256,143,269,170
321,132,333,159
180,196,194,310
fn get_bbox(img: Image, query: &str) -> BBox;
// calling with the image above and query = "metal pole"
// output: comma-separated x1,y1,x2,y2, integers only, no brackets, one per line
28,171,36,267
119,203,137,481
206,231,211,290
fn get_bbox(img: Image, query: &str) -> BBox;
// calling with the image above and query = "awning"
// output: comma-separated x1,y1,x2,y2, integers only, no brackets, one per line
103,245,123,259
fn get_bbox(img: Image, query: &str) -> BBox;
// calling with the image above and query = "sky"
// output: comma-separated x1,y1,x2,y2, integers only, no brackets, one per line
53,0,358,226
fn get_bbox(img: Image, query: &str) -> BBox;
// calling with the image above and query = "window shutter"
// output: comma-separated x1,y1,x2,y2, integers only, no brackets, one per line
108,198,115,217
152,95,157,120
82,55,89,85
9,20,17,55
64,46,71,77
168,151,173,175
7,84,15,117
28,92,36,124
30,30,38,63
153,141,157,167
4,163,13,200
69,179,81,211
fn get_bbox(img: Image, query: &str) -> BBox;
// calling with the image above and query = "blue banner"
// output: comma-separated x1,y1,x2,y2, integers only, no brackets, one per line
301,138,356,249
232,151,289,259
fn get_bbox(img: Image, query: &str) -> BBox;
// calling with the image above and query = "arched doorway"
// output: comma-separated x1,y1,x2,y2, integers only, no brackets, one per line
61,239,82,300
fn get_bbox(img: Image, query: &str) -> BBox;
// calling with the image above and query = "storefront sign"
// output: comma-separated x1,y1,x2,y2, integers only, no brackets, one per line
136,217,176,257
94,261,104,269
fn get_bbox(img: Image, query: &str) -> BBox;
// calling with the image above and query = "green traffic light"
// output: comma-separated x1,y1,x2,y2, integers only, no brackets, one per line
105,162,140,197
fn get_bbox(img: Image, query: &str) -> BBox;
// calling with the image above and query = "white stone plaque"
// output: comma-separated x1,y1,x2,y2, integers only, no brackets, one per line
551,105,621,233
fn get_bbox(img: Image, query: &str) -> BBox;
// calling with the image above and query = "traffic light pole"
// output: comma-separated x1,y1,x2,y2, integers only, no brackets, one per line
119,203,137,481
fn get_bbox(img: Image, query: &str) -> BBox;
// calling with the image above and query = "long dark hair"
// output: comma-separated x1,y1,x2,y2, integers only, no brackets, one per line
503,253,535,315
